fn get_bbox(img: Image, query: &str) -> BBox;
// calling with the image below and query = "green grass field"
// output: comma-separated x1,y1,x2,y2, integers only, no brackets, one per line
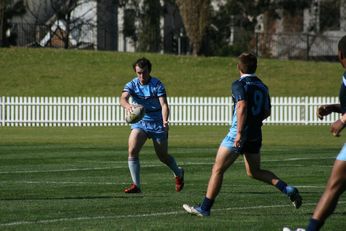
0,48,343,96
1,48,346,230
1,126,346,230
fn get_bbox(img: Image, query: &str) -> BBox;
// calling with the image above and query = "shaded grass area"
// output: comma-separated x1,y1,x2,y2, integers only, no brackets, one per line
0,126,346,230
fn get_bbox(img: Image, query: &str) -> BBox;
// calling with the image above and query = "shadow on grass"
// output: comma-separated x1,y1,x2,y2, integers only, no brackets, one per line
0,194,144,201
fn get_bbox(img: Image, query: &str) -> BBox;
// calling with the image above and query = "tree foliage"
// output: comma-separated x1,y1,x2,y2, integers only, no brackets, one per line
25,0,97,49
176,0,210,55
0,0,5,46
0,0,25,47
203,0,314,56
137,0,162,52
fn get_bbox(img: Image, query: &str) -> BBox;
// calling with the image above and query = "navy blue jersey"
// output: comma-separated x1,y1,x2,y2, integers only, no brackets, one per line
229,74,271,141
339,72,346,114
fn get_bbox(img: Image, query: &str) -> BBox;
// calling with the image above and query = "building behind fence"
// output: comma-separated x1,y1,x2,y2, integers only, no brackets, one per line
10,21,342,60
0,96,339,127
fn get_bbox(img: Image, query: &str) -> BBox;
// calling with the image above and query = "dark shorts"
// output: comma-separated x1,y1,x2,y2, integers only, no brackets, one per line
220,133,262,154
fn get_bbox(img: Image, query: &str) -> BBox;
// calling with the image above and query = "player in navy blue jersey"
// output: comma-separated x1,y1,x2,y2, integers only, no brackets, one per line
183,52,302,216
120,57,184,193
284,36,346,231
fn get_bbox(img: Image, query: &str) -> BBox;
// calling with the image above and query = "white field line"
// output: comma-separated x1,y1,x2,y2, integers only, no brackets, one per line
1,201,345,227
0,180,133,185
0,156,336,174
0,180,323,188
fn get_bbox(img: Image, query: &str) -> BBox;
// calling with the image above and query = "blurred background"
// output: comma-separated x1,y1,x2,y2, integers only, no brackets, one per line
0,0,345,60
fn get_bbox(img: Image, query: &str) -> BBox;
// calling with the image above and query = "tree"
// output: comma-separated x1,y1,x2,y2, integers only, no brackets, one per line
204,0,257,56
51,0,79,49
0,0,25,47
176,0,210,56
25,0,97,49
137,0,162,52
0,0,5,46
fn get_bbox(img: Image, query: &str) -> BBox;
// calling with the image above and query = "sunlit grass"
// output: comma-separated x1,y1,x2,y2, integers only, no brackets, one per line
0,48,342,96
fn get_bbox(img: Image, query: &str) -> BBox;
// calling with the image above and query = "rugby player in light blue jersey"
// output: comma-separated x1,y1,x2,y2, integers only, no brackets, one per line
120,57,184,193
284,36,346,231
183,52,302,217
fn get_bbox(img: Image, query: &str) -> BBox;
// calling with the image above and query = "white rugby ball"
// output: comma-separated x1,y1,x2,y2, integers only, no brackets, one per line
125,105,145,124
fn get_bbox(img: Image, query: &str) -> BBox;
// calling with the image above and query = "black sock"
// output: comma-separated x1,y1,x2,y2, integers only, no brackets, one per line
307,218,324,231
201,197,214,211
275,180,288,194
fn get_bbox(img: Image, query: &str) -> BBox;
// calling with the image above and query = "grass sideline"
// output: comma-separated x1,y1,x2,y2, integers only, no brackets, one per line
1,125,346,230
0,48,342,97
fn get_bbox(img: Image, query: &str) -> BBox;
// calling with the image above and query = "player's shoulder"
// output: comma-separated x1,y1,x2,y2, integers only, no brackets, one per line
232,78,242,85
149,76,163,86
232,79,245,88
130,77,139,84
125,77,139,86
254,76,269,90
149,76,164,88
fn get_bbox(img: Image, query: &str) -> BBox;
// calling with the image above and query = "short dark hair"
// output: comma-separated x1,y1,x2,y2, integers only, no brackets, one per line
133,57,152,73
338,36,346,56
238,52,257,74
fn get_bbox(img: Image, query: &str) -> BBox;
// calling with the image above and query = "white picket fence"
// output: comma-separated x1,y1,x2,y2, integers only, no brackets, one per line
0,96,340,127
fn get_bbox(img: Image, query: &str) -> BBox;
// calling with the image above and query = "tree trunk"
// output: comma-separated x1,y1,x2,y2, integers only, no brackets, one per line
341,0,346,31
176,0,210,56
0,0,5,47
64,13,71,49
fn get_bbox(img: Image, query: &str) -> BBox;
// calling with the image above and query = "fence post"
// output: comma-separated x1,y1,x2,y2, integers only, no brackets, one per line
1,96,4,126
79,97,82,126
305,96,309,125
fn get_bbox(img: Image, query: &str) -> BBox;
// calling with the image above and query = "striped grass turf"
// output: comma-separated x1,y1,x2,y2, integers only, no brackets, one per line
0,125,346,230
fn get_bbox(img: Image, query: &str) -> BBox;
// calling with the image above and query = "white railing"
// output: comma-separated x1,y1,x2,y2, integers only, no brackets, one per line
0,96,340,127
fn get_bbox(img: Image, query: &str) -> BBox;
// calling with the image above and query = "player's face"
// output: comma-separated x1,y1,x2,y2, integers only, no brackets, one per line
135,65,150,85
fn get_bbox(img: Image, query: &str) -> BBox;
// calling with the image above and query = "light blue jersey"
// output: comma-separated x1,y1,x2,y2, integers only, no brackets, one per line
123,76,167,141
123,77,166,122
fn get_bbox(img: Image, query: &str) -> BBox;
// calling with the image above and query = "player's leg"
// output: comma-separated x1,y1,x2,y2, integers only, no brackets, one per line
183,146,239,216
243,152,302,208
306,159,346,231
243,152,279,184
206,146,239,199
124,128,147,193
153,137,184,191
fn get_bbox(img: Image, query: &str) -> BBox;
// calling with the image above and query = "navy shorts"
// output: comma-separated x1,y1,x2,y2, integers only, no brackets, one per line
220,132,262,154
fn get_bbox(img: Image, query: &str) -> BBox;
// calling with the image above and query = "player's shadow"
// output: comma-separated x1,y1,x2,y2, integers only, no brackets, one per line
0,195,144,201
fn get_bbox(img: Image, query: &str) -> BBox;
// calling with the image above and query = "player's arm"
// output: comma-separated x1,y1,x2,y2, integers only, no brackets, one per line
120,91,133,113
159,96,170,128
263,109,271,120
330,117,345,137
263,91,271,120
263,98,271,120
330,110,346,137
234,99,247,147
317,104,341,120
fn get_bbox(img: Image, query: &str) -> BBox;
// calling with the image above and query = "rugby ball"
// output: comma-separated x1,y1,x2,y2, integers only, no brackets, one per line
125,105,145,124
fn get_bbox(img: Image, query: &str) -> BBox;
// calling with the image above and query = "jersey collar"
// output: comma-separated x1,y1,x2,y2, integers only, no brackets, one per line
240,73,257,79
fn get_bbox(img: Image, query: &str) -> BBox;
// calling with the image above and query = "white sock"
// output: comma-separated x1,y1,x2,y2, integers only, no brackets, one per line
128,157,140,188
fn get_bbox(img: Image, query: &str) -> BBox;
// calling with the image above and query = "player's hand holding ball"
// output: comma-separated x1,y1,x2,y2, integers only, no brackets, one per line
125,104,145,124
